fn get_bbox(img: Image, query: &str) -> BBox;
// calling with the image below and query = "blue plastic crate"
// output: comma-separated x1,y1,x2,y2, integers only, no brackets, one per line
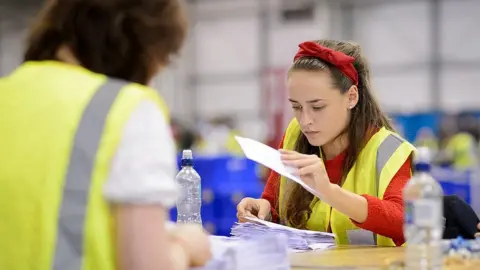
433,168,472,204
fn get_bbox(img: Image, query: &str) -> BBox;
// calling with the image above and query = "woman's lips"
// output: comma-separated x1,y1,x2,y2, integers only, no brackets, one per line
304,131,320,136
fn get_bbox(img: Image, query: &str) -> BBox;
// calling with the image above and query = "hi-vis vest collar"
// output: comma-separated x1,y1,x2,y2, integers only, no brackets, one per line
54,79,126,269
278,119,415,246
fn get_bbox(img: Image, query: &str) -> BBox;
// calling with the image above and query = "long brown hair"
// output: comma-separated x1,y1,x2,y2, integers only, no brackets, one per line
24,0,187,85
282,40,394,229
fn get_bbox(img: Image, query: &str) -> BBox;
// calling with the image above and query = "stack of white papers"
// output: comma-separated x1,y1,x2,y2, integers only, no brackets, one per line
192,234,290,270
231,217,335,251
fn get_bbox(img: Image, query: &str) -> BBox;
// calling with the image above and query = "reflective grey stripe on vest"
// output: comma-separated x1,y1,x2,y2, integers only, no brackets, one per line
372,134,404,244
53,79,127,270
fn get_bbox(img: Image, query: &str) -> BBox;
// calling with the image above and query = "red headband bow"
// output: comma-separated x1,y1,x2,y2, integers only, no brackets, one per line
294,41,358,86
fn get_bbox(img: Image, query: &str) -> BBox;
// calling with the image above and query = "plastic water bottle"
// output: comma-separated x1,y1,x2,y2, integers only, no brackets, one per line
175,149,202,224
404,147,444,269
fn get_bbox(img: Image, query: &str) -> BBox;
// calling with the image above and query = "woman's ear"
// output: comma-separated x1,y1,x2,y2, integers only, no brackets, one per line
347,85,359,109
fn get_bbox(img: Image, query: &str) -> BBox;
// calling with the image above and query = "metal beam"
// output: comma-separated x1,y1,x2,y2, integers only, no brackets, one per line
188,59,480,84
189,71,260,85
192,7,259,21
340,1,355,40
372,60,480,76
258,1,270,120
430,0,441,109
329,0,470,9
186,5,200,122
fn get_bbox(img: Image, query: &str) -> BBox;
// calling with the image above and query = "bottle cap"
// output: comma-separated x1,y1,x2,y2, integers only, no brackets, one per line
182,149,193,160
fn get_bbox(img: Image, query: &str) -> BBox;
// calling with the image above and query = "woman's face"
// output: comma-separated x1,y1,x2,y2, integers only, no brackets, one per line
287,70,357,147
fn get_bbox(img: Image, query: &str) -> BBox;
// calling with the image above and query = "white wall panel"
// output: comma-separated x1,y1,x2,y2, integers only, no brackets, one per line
268,25,323,68
372,70,432,112
193,16,260,75
268,3,330,67
352,1,432,112
441,0,480,62
151,65,189,119
438,0,480,113
353,1,431,67
440,68,480,112
188,0,332,141
196,80,260,118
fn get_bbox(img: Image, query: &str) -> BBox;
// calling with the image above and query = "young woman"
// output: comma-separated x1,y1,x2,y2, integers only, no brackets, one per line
0,0,211,269
237,40,416,246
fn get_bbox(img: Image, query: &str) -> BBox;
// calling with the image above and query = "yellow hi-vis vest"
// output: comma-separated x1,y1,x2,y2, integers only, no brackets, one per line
0,61,169,270
278,119,415,246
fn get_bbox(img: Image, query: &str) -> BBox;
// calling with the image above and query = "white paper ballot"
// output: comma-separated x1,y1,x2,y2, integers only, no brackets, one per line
234,136,320,197
243,216,335,238
231,216,336,251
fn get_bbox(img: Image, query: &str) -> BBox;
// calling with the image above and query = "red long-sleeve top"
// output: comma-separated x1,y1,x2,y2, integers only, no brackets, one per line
261,135,412,246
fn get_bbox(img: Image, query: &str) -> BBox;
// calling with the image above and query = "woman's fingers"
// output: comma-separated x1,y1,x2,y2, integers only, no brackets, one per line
280,150,316,161
282,158,317,168
279,149,296,154
297,163,321,176
279,153,302,161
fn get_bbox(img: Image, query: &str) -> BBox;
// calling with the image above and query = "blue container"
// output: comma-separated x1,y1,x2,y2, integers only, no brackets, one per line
433,168,472,204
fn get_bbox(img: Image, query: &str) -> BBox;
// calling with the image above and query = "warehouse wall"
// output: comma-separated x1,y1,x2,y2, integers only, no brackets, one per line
352,0,480,113
1,0,480,141
179,0,332,140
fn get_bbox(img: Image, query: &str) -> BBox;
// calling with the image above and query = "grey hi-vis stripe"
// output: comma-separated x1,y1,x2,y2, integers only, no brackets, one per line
376,134,405,196
53,79,127,270
372,134,405,244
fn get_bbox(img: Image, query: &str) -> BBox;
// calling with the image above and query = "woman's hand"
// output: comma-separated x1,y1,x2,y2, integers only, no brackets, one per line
476,223,480,238
280,149,333,198
236,198,272,222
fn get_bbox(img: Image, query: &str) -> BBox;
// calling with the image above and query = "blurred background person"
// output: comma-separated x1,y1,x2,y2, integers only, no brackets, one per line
0,0,211,270
171,117,198,151
436,114,479,170
458,112,480,159
414,126,439,155
194,116,243,156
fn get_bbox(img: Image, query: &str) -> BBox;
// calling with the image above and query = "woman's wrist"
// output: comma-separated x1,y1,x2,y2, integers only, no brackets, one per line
316,182,337,204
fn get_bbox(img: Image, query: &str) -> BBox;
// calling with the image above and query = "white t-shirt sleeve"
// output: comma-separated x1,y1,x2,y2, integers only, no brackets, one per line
103,99,179,207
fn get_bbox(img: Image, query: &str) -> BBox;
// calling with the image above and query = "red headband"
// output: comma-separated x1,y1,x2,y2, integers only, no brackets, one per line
294,41,358,86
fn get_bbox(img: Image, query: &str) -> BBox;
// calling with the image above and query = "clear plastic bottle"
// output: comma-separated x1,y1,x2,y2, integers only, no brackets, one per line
175,149,202,224
404,147,444,270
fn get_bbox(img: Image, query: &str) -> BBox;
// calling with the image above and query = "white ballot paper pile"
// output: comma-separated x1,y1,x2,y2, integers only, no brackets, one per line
231,216,335,251
192,234,290,270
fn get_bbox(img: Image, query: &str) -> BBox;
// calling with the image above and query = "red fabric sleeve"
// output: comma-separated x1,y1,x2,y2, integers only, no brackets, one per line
352,155,413,246
260,135,285,223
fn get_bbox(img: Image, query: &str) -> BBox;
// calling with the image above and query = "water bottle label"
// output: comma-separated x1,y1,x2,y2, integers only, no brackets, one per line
406,199,442,227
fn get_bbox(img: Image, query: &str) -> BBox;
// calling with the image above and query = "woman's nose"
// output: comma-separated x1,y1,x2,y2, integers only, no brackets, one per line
299,112,313,127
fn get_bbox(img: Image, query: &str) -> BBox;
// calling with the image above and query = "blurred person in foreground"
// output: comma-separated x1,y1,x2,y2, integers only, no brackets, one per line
237,40,415,246
0,0,211,270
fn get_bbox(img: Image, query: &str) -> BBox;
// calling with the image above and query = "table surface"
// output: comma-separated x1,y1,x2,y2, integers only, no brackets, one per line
289,246,480,270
